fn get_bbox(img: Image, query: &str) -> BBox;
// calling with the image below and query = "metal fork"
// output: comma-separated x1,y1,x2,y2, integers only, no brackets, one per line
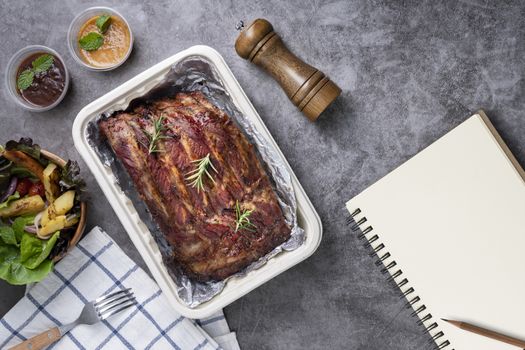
10,288,136,350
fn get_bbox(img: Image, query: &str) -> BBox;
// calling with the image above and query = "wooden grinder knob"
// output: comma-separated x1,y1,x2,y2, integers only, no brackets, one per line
235,18,341,121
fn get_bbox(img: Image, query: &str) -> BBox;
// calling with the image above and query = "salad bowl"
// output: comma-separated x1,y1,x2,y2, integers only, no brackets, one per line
0,139,86,285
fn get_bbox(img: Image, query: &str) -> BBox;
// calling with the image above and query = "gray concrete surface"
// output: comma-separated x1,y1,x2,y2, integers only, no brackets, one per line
1,1,524,349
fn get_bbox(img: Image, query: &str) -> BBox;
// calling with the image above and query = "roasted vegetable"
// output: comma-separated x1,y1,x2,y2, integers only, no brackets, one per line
38,212,79,238
2,150,44,183
38,216,67,237
4,138,45,165
0,195,45,218
43,163,60,203
41,190,75,226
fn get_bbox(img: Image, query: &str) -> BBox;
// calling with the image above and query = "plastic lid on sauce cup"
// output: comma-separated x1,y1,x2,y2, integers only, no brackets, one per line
5,45,70,112
68,7,134,71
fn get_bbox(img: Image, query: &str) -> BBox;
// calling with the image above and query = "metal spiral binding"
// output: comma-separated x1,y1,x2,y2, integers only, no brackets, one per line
348,208,452,350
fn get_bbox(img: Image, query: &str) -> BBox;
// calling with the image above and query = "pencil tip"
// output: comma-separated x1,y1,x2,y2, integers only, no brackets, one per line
441,319,461,327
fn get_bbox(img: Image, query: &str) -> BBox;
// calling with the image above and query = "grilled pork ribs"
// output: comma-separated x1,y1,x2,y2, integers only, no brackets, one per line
99,91,291,281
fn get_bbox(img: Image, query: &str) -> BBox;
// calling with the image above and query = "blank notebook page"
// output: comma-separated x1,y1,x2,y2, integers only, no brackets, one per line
346,113,525,350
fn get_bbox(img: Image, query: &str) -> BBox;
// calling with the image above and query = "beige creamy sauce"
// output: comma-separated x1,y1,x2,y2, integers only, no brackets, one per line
78,16,130,68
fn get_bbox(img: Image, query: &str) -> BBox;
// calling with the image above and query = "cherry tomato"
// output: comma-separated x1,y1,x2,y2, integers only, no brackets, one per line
28,182,45,197
15,178,32,197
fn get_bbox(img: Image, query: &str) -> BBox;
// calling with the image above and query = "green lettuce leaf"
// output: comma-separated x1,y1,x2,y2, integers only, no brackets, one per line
0,191,20,209
0,221,55,285
12,215,35,243
0,226,18,246
0,257,53,285
20,231,59,269
0,241,19,263
1,238,54,285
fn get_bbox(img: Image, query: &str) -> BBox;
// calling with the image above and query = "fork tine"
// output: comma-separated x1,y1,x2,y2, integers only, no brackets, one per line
95,288,132,306
96,291,134,309
95,295,135,314
99,299,137,320
97,296,136,315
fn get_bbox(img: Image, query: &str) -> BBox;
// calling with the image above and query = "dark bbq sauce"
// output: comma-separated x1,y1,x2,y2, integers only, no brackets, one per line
16,53,66,107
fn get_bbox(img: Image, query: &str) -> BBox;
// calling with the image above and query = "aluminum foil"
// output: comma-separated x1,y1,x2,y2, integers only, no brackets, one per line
87,56,305,307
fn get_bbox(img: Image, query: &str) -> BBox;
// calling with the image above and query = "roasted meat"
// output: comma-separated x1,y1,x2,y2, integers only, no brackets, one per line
98,91,291,281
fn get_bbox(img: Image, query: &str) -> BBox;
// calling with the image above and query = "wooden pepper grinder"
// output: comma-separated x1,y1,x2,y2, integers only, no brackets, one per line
235,18,341,122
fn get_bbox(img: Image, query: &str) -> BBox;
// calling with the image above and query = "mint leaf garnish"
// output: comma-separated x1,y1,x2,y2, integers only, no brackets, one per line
16,54,56,91
17,70,34,90
79,32,104,51
96,14,112,33
32,54,54,74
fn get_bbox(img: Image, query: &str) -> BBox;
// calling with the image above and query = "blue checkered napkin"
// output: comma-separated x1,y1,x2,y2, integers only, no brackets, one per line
0,227,240,350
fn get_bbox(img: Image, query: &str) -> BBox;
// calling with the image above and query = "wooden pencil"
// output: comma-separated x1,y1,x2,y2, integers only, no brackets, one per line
442,319,525,348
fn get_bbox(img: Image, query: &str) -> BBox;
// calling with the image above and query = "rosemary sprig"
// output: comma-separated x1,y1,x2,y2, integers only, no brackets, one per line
233,200,256,233
144,115,169,154
185,153,217,192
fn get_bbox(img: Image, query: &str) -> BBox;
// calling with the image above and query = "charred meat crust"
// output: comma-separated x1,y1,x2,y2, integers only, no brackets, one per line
98,91,291,281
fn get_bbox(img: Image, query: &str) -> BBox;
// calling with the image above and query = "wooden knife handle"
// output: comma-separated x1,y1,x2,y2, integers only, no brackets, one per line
9,327,61,350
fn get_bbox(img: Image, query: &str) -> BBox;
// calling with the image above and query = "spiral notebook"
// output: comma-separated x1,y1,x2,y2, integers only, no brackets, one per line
346,111,525,350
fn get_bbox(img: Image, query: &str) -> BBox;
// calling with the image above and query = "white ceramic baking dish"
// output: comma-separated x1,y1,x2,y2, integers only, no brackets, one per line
72,45,322,319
